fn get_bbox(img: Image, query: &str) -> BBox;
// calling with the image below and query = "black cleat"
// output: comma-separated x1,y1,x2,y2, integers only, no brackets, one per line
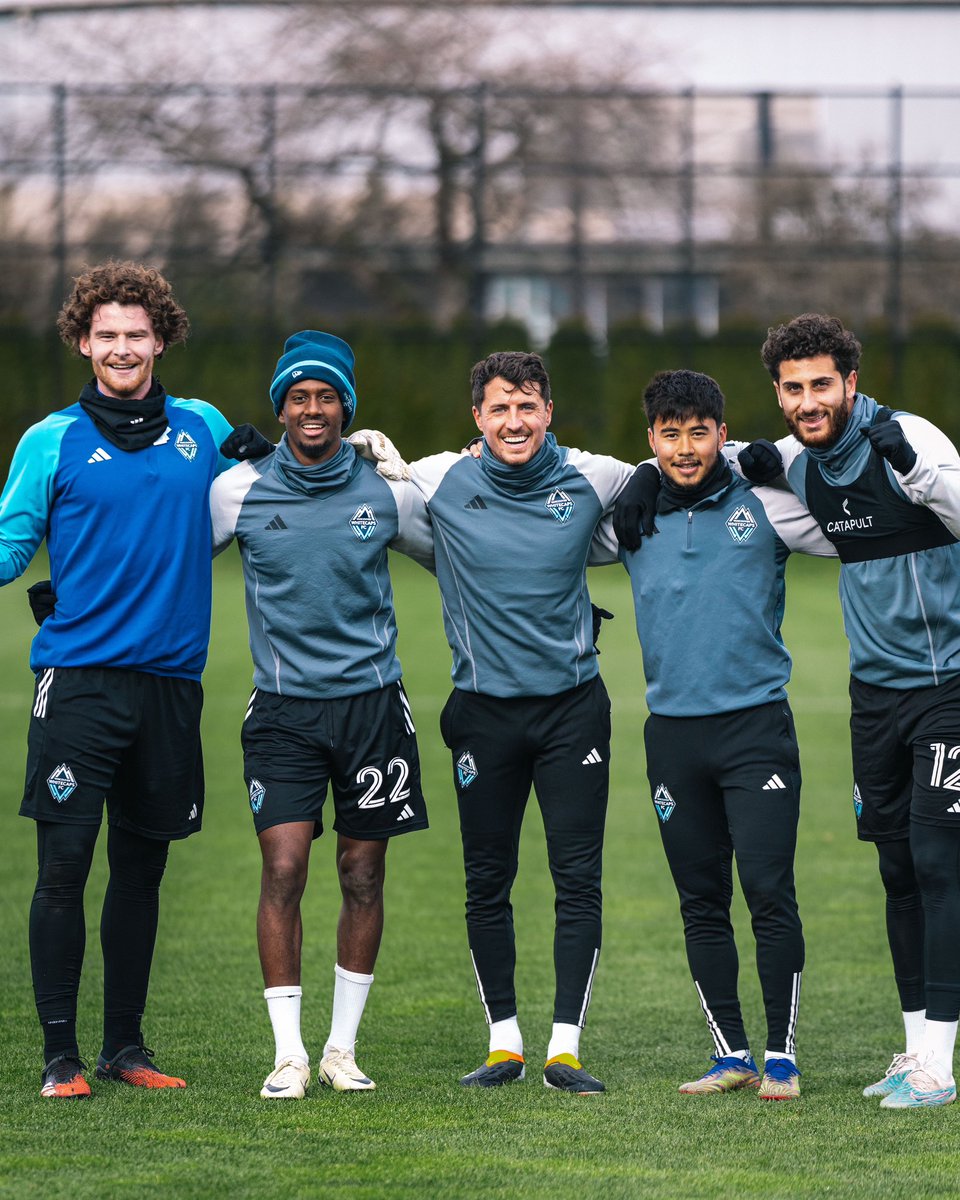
543,1054,605,1094
460,1050,525,1087
40,1053,91,1099
95,1040,186,1088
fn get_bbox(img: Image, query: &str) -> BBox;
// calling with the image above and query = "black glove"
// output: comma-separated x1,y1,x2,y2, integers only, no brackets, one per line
27,579,56,626
737,439,783,485
591,604,614,652
612,463,661,552
220,424,274,461
862,420,917,475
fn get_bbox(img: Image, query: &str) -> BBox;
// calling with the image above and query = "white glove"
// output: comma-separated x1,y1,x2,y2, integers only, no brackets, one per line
346,429,411,481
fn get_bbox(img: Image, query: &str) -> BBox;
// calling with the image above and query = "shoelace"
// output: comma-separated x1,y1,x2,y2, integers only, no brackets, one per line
885,1053,916,1077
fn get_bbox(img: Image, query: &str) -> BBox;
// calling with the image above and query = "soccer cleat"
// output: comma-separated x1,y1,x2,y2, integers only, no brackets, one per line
260,1056,310,1100
40,1053,91,1099
317,1047,376,1092
759,1057,801,1100
543,1053,605,1094
863,1052,921,1098
460,1050,525,1088
679,1054,761,1095
880,1057,956,1109
95,1041,186,1089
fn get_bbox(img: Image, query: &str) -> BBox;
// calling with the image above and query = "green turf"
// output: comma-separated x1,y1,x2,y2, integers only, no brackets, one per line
1,552,955,1199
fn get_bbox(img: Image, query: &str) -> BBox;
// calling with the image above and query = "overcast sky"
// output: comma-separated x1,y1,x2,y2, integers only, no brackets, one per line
3,4,960,90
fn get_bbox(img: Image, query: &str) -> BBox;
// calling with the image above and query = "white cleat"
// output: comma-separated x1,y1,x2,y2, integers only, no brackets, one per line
863,1052,920,1098
260,1056,310,1099
880,1056,957,1109
318,1047,376,1092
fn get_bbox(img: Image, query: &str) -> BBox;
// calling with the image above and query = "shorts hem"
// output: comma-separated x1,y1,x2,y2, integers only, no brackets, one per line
333,818,429,841
857,827,910,844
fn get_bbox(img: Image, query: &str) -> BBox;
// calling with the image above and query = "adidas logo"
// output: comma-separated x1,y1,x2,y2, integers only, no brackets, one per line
265,515,288,530
946,800,960,815
87,447,112,463
762,774,787,791
464,495,488,510
397,804,415,821
582,748,603,765
188,804,198,821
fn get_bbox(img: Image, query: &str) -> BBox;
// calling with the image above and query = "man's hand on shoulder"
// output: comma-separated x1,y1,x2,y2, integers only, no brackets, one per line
347,429,411,480
737,439,784,484
612,463,660,552
220,424,274,461
862,420,918,476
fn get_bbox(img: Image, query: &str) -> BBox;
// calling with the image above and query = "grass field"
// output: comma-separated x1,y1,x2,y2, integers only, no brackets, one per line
1,550,958,1199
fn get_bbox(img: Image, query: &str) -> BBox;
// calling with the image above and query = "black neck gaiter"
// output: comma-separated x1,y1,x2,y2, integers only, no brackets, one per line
658,454,733,513
78,378,169,451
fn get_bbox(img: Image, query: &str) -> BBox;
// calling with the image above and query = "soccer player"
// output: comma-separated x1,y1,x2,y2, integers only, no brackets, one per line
210,331,433,1100
602,370,833,1100
0,262,235,1098
744,314,960,1108
357,351,634,1093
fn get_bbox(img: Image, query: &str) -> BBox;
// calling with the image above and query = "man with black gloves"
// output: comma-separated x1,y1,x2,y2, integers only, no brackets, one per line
603,370,834,1100
0,262,236,1098
741,313,960,1109
210,331,434,1101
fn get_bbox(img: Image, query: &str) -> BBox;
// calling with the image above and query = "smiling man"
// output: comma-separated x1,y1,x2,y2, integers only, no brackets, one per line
210,331,434,1100
751,313,960,1108
601,370,833,1101
386,350,635,1094
0,261,236,1099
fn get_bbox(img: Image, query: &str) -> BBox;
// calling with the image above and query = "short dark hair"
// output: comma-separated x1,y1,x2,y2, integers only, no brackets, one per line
760,313,861,381
470,351,551,409
57,261,189,356
643,369,724,428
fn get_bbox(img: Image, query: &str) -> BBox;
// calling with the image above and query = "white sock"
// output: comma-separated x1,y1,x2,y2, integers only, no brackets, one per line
919,1019,958,1078
324,964,373,1056
264,985,308,1067
765,1050,796,1065
546,1022,581,1061
727,1049,752,1063
903,1009,926,1057
489,1016,523,1057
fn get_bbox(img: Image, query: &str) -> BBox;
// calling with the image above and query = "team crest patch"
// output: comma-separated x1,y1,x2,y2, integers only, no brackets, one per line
249,778,266,815
546,489,575,523
653,783,676,823
456,751,478,789
175,430,199,462
725,505,758,544
47,763,77,804
853,783,863,820
350,504,377,541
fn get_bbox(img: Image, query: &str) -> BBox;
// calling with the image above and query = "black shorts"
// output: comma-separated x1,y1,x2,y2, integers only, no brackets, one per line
850,673,960,840
19,666,204,840
241,681,428,841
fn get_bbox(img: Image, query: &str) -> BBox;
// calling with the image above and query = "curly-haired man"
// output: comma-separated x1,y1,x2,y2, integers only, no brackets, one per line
0,261,235,1098
754,313,960,1108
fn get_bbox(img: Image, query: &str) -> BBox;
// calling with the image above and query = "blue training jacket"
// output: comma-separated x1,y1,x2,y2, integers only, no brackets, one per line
0,397,234,679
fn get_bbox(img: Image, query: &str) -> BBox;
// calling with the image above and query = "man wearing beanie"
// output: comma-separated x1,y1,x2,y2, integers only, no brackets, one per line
353,351,634,1094
210,330,434,1100
0,261,237,1098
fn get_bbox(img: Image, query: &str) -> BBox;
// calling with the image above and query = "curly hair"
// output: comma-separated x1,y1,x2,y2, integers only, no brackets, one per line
760,313,861,381
470,351,551,409
56,261,190,356
643,369,724,428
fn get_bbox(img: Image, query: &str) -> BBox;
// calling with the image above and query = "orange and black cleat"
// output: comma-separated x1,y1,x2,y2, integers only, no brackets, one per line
95,1041,186,1089
41,1053,91,1099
